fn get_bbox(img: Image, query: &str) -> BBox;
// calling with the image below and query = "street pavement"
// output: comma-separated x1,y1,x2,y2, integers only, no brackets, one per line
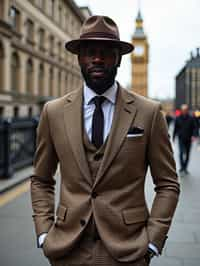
0,132,200,266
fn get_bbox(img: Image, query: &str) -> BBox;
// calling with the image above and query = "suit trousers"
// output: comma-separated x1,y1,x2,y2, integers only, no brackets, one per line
47,217,148,266
48,238,148,266
178,138,191,170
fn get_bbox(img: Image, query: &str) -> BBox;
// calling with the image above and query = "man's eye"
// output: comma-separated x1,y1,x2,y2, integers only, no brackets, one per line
87,49,96,56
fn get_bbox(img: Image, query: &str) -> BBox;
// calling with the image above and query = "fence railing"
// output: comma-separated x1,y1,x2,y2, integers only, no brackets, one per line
0,118,38,178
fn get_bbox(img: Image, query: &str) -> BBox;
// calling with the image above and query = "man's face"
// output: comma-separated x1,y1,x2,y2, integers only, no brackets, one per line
78,41,121,94
181,105,189,115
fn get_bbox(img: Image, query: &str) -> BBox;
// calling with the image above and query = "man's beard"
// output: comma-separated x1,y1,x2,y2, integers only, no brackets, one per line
80,65,118,94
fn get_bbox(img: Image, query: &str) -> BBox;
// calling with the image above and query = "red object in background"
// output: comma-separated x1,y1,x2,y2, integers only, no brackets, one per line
175,109,181,117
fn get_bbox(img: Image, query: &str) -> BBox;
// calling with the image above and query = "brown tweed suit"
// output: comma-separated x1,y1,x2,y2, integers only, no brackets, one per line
31,84,180,266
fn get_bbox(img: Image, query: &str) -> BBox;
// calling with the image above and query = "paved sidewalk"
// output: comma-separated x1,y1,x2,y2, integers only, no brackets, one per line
0,137,199,266
147,138,200,266
0,166,33,194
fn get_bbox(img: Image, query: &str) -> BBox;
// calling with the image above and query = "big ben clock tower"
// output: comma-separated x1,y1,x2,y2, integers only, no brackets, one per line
131,10,149,97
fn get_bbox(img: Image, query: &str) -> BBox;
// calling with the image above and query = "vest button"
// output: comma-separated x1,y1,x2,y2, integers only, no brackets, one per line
94,153,103,161
80,219,86,226
92,192,98,198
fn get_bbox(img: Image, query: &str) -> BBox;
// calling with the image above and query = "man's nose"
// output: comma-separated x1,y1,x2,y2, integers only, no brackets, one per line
92,51,104,63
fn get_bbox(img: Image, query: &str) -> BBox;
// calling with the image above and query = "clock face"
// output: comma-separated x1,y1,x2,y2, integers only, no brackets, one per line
134,45,144,56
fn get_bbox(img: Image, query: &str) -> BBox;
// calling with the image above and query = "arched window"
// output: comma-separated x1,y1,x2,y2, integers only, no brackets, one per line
26,58,33,94
49,67,54,96
38,63,44,95
0,42,4,90
11,52,20,91
13,106,19,118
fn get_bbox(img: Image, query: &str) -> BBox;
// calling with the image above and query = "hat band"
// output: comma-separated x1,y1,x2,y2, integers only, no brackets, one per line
80,32,120,41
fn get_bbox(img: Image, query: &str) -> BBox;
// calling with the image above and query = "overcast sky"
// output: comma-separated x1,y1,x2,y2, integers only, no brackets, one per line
75,0,200,99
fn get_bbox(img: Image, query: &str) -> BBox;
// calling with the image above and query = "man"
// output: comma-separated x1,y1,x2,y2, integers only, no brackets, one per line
31,15,180,266
173,104,196,174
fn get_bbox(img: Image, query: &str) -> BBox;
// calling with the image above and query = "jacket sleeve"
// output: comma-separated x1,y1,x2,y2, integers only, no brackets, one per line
30,102,58,237
147,104,180,254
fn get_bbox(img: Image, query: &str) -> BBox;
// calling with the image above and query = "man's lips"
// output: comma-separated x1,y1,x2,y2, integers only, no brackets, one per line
89,68,105,77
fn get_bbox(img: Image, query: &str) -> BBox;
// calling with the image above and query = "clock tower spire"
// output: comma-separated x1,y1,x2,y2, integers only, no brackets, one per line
131,9,149,97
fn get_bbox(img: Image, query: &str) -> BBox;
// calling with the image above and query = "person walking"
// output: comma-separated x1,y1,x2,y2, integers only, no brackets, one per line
31,15,180,266
173,104,196,174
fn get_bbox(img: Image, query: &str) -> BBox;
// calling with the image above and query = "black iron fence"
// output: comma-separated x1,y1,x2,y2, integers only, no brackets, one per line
0,118,38,178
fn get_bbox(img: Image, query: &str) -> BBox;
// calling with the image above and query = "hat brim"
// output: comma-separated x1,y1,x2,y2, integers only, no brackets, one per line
65,38,134,55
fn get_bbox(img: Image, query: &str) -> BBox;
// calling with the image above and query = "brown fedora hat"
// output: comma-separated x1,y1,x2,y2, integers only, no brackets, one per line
65,15,134,55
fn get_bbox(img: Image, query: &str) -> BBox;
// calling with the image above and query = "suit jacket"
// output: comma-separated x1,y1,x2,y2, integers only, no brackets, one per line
31,84,180,262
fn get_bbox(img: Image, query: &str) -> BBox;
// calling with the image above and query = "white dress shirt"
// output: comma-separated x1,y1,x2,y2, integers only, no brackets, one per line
83,81,117,142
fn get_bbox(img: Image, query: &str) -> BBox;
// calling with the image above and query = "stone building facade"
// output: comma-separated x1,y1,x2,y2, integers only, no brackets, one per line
175,48,200,110
0,0,89,118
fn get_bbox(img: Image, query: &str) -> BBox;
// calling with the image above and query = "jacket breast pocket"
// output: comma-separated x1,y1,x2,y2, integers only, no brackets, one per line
121,136,145,153
122,206,149,225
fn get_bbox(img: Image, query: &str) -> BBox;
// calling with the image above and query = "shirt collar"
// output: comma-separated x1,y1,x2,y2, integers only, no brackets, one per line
83,81,118,105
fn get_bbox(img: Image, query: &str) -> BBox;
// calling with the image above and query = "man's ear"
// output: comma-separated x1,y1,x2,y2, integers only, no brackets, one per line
116,55,122,67
78,54,80,63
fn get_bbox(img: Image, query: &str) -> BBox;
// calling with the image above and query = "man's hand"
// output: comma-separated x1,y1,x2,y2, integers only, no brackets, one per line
144,248,156,265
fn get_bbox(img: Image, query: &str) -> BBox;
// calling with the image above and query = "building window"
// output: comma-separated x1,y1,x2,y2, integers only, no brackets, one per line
38,64,44,95
37,0,44,9
49,35,54,56
28,106,33,117
26,19,34,44
26,58,33,94
0,106,4,118
0,42,4,90
49,0,54,17
58,5,62,25
11,52,20,92
58,71,61,96
9,6,20,31
49,68,54,96
13,106,19,118
57,41,62,59
38,28,45,50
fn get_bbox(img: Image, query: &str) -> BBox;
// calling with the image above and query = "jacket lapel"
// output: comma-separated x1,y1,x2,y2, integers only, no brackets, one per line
63,88,92,186
93,86,137,188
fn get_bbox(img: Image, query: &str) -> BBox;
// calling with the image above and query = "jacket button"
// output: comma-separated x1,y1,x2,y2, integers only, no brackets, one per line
92,192,98,198
80,219,86,226
94,153,103,161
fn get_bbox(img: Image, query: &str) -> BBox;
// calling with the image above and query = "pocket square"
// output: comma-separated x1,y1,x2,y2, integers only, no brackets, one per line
127,133,143,138
127,126,144,135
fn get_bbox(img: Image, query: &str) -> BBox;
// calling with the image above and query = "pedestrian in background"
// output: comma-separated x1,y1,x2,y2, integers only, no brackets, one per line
173,104,196,174
31,15,180,266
